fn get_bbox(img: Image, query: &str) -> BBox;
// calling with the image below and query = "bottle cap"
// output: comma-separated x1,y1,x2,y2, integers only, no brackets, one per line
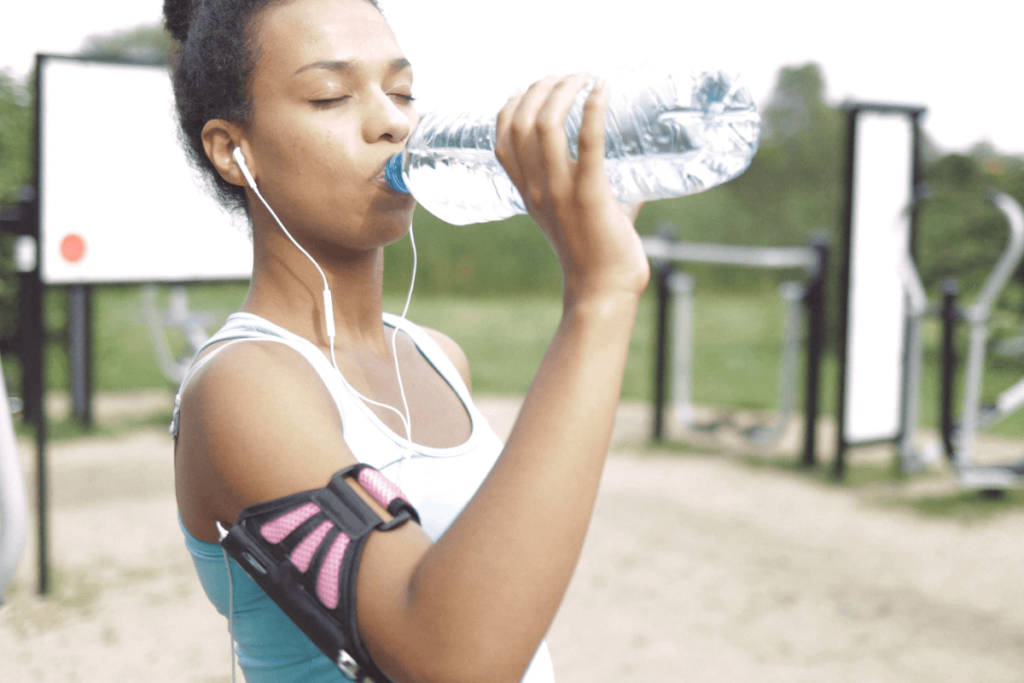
384,153,409,194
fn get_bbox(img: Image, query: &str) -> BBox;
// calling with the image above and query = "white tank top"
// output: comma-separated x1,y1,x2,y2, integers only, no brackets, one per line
171,312,554,682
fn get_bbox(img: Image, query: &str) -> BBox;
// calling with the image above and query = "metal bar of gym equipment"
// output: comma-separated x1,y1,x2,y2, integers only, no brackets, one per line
936,193,1024,491
646,232,828,466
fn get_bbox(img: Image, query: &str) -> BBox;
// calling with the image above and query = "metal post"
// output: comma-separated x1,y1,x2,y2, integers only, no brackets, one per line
652,261,672,442
802,237,828,468
833,106,859,481
940,278,959,461
31,55,50,594
669,272,695,427
68,284,93,427
25,240,47,595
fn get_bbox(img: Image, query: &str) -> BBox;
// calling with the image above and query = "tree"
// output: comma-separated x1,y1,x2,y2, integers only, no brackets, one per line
735,62,845,240
0,71,32,351
79,24,173,65
0,71,31,207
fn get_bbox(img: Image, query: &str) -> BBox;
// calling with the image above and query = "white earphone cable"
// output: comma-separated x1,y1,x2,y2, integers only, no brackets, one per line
391,222,417,445
242,153,415,443
224,150,417,682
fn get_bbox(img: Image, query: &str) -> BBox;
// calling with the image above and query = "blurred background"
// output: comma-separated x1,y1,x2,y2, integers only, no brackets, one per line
3,3,1024,682
1,0,1022,439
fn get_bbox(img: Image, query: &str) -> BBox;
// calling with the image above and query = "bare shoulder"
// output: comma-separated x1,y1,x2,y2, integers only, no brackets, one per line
175,340,356,540
421,326,472,392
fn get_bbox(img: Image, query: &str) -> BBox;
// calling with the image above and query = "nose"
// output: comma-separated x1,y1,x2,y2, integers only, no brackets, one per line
364,91,414,144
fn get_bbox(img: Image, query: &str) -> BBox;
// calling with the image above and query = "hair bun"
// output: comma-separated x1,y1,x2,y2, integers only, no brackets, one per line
163,0,202,44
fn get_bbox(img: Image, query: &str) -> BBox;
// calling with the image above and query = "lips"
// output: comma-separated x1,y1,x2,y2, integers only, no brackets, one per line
372,156,393,185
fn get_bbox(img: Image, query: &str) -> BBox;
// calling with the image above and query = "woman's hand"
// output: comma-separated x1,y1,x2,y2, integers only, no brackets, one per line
495,74,650,306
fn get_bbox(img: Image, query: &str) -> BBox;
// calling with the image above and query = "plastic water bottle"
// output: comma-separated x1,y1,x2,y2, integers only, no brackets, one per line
384,68,761,226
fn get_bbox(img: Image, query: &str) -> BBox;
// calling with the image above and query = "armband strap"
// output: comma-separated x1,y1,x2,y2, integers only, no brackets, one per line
219,463,419,683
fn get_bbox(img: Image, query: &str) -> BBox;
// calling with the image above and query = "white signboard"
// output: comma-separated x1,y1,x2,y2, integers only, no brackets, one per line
38,57,253,284
843,111,914,443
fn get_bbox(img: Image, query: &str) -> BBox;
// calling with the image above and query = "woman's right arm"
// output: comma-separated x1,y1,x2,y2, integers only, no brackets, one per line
178,75,649,683
357,74,650,683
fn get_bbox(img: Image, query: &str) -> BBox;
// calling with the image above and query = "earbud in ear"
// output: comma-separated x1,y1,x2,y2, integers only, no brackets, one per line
232,147,258,191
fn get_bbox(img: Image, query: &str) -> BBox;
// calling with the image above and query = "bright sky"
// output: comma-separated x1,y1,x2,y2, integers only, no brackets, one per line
2,0,1022,155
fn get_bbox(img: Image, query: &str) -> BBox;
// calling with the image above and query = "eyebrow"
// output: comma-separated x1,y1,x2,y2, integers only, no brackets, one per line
294,57,412,76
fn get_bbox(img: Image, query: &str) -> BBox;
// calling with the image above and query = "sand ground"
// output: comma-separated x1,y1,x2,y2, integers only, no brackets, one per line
2,392,1023,682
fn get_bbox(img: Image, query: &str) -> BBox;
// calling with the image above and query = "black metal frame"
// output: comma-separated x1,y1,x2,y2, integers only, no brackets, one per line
25,54,251,594
650,236,829,468
939,278,960,460
833,102,926,479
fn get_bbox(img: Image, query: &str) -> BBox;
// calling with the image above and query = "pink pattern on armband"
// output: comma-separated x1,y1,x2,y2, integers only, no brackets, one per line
260,502,321,544
358,467,409,509
316,532,351,609
290,521,332,573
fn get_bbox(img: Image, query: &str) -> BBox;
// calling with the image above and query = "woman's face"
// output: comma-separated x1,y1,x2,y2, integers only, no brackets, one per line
245,0,419,252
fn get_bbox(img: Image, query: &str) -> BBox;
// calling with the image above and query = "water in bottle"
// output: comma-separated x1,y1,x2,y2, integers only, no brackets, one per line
384,68,761,226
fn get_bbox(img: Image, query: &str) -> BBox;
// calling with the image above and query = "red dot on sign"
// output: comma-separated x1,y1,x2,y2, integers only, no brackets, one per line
60,234,86,263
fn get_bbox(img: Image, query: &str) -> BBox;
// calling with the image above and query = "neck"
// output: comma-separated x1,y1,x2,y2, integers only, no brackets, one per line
243,219,394,356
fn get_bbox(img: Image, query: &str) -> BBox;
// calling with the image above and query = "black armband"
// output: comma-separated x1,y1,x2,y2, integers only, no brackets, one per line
219,463,419,682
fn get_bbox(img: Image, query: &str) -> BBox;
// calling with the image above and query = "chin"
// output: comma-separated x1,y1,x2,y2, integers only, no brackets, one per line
353,210,411,250
373,196,417,232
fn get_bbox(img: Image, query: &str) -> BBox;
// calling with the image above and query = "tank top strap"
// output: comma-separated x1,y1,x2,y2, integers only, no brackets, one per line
170,312,476,451
170,313,346,441
383,312,472,404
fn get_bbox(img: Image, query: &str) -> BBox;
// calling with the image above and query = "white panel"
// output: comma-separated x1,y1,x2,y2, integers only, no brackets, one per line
844,112,914,443
39,58,253,284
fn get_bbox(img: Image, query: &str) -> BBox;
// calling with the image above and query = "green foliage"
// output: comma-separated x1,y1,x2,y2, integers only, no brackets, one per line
916,145,1024,339
0,71,32,207
744,64,845,240
78,24,174,65
5,52,1024,435
382,209,563,296
0,70,32,349
32,284,1024,444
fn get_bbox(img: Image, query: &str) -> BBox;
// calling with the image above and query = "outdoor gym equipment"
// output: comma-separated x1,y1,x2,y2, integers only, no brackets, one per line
17,55,253,593
834,102,927,478
935,193,1024,490
665,270,806,446
0,351,29,603
645,232,829,466
141,285,216,384
891,194,938,474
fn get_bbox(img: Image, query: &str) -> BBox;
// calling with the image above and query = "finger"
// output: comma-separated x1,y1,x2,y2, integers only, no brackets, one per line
575,78,610,192
533,73,592,196
510,74,587,210
497,77,559,192
510,75,562,143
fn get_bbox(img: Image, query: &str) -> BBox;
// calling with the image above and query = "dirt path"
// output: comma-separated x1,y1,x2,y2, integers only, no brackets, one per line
2,397,1022,682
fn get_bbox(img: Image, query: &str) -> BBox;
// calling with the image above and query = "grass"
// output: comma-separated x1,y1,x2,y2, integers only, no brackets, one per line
8,281,1024,523
899,488,1024,519
7,282,1024,452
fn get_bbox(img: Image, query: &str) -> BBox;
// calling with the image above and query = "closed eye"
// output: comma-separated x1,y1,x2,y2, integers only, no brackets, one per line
311,96,349,108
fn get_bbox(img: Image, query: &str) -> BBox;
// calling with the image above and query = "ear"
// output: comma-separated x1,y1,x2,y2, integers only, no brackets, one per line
202,119,252,188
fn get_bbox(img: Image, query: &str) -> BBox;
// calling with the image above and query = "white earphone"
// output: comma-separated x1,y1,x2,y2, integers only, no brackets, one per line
232,146,258,190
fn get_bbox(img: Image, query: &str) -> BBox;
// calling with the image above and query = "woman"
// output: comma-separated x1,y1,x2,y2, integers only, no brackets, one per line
165,0,649,681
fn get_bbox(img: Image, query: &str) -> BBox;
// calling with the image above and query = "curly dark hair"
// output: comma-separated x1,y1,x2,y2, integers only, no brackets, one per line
163,0,381,214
